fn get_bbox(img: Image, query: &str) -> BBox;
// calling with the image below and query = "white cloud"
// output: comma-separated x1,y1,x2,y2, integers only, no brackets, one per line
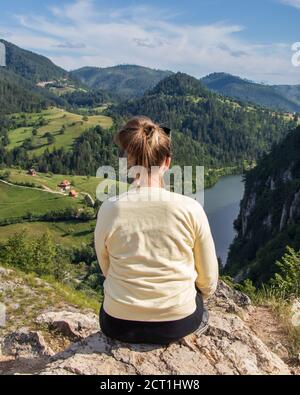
1,0,299,84
280,0,300,10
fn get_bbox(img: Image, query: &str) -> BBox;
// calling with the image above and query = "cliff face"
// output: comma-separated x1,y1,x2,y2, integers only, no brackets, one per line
0,266,294,375
226,126,300,284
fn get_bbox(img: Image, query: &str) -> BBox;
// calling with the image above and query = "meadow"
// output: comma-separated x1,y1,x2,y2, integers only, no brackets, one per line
0,181,82,220
0,168,121,199
0,168,124,247
7,107,113,156
0,220,95,248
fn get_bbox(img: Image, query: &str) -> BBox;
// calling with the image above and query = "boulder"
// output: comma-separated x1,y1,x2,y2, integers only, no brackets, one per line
39,309,290,375
35,311,99,340
2,328,54,358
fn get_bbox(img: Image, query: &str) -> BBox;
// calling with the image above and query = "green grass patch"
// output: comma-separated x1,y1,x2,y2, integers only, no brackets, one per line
0,220,95,247
7,107,113,156
0,168,120,199
0,181,82,221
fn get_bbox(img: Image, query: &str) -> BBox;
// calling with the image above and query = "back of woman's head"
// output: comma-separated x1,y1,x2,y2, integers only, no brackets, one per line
115,116,171,171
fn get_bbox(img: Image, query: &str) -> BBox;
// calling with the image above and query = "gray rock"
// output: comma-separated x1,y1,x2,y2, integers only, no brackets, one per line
2,328,54,358
35,311,99,340
40,310,290,375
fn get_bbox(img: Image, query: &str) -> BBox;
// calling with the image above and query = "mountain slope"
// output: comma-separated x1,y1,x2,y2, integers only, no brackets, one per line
202,73,300,113
226,126,300,284
0,40,68,83
0,68,56,114
109,72,296,168
71,65,173,99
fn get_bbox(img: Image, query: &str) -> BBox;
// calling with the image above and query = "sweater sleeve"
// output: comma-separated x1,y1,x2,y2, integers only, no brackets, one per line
94,201,110,278
193,203,219,298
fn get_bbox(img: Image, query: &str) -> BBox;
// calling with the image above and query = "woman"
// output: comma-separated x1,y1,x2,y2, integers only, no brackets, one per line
95,116,219,345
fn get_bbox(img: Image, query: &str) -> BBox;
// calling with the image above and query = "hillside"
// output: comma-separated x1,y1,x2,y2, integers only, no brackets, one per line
0,181,81,222
0,68,59,115
226,126,300,284
109,72,297,169
0,266,295,375
0,168,107,198
71,65,173,99
6,107,112,156
202,73,300,113
0,40,68,83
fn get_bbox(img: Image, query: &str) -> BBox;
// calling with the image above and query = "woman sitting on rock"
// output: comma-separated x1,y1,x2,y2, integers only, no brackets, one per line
95,116,219,345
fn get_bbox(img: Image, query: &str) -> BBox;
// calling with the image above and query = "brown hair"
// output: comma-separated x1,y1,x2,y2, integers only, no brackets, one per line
115,116,171,171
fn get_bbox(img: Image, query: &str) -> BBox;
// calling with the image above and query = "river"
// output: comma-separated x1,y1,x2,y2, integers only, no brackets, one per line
203,175,245,265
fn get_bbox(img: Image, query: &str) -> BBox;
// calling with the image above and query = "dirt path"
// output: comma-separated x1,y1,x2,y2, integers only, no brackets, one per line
246,305,300,374
0,179,65,196
246,306,288,350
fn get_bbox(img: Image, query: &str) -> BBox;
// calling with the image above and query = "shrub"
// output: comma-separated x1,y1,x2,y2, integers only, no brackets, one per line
0,231,71,280
269,247,300,299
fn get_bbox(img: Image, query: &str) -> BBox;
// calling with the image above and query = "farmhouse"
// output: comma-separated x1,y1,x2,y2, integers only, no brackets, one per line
58,179,71,191
69,189,78,198
28,168,37,176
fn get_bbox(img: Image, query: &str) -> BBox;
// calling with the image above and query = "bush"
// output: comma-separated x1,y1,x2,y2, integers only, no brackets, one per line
0,231,71,280
269,247,300,299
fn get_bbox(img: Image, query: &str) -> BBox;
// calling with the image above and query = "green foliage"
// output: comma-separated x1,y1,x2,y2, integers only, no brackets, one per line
1,39,67,83
71,65,172,99
226,126,300,283
64,89,113,108
202,72,300,113
0,68,53,114
0,230,71,280
109,73,296,169
269,247,300,298
235,279,258,301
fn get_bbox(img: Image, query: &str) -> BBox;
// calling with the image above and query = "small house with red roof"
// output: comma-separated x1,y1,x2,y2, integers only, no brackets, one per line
58,179,71,191
28,168,37,176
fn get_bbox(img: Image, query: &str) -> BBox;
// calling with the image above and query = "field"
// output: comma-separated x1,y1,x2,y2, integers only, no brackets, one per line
0,168,124,247
0,168,122,199
7,107,113,156
0,181,82,221
0,220,95,248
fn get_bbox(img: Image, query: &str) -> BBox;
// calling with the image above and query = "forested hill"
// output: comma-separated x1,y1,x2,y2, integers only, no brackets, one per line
0,68,62,114
202,72,300,113
226,126,300,284
71,65,173,99
0,40,68,83
109,72,297,168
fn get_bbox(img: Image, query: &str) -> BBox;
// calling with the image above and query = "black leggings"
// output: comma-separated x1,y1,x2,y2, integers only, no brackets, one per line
100,293,204,345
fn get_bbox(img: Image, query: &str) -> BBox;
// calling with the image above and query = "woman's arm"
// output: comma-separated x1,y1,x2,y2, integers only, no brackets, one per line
94,203,110,278
193,204,219,299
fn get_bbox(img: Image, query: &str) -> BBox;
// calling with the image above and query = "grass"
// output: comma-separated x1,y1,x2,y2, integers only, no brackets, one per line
0,181,83,220
0,168,121,199
0,168,125,246
0,220,95,248
259,293,300,360
7,107,113,156
0,264,101,336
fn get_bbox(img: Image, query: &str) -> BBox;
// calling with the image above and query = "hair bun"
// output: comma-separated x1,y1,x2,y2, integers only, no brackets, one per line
143,124,155,136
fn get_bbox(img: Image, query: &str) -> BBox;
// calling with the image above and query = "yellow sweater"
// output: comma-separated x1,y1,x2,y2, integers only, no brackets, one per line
95,186,219,322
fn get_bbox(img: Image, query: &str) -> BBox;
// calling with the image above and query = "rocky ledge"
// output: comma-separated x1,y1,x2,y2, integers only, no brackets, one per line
0,276,293,375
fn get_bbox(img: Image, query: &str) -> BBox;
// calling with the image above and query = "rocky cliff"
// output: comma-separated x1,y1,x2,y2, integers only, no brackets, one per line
0,266,296,375
226,126,300,284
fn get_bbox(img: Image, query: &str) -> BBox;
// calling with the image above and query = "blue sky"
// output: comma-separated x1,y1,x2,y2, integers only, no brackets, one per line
0,0,300,83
